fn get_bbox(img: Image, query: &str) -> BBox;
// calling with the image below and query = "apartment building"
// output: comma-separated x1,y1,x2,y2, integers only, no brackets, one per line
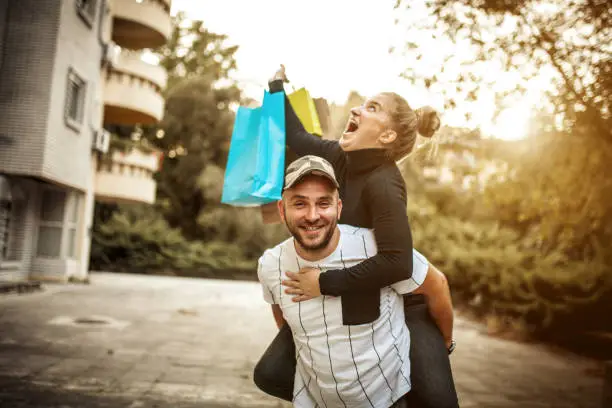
0,0,170,282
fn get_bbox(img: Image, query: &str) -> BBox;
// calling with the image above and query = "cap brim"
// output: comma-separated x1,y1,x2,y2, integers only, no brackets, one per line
283,169,339,191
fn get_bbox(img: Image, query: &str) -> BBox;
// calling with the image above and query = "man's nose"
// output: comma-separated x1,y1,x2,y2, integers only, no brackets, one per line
350,106,361,117
305,206,320,222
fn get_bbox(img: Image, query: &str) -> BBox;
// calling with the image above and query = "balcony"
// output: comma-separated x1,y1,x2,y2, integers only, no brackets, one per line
103,52,167,125
95,148,162,204
111,0,172,49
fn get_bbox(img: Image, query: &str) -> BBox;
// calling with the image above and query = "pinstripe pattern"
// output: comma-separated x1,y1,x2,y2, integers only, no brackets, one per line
385,291,410,386
342,247,376,407
322,291,348,407
258,259,276,303
348,325,375,407
278,246,283,306
293,371,310,403
296,256,328,408
257,225,426,407
362,235,395,404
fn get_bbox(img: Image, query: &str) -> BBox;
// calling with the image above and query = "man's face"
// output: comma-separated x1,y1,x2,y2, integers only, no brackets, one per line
279,175,342,253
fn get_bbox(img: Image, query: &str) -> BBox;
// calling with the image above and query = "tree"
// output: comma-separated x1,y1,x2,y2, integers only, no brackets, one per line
394,0,612,333
394,0,610,134
143,13,242,239
92,14,287,276
157,12,239,90
393,0,612,252
153,75,239,238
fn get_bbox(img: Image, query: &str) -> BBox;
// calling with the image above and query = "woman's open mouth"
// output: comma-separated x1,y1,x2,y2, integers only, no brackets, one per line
343,118,359,135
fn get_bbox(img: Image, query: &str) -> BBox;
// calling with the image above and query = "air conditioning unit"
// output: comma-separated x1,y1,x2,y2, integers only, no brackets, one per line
92,130,110,154
101,42,120,67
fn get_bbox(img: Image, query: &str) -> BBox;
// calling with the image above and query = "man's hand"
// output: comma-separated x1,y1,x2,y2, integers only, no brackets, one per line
282,267,322,302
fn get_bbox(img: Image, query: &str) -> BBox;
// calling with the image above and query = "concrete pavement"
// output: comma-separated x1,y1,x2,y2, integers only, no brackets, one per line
0,273,605,407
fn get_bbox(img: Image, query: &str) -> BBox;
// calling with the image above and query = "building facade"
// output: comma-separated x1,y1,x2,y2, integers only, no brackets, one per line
0,0,171,282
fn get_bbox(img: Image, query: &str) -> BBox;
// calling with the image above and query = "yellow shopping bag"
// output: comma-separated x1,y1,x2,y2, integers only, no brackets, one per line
288,88,323,136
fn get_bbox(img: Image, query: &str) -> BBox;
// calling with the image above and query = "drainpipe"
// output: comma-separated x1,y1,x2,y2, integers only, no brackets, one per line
97,0,108,49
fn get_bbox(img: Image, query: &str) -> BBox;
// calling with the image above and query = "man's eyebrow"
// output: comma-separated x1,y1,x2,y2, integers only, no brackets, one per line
287,194,333,201
288,194,308,201
368,100,382,108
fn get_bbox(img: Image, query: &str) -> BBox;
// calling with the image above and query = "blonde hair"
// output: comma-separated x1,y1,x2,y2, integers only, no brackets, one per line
380,92,441,161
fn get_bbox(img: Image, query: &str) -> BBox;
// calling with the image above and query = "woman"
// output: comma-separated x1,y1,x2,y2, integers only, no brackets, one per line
255,66,458,407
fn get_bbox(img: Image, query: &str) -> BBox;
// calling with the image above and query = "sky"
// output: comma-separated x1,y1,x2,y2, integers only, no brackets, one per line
169,0,547,140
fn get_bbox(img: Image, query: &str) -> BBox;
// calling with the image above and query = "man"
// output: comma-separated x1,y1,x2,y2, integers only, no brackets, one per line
257,156,454,408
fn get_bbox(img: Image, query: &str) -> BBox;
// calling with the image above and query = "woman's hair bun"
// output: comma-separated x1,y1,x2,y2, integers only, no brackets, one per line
415,106,441,139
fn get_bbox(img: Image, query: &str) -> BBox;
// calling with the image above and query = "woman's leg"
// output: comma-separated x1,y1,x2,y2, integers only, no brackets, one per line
253,323,296,401
404,294,459,408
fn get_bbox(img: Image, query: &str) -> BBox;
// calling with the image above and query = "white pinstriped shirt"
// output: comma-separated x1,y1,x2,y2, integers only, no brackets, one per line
257,225,429,408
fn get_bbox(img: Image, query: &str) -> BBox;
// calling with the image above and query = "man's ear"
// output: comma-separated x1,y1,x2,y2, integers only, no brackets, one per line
378,129,397,146
277,199,286,223
337,197,343,219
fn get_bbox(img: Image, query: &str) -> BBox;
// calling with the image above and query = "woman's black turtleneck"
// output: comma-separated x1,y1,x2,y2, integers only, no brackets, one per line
270,80,414,325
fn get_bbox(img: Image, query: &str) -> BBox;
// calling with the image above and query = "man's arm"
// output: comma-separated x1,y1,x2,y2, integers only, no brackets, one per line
413,264,454,348
258,253,286,329
271,304,286,329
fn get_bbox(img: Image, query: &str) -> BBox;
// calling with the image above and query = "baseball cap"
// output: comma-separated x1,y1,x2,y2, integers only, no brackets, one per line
283,155,339,191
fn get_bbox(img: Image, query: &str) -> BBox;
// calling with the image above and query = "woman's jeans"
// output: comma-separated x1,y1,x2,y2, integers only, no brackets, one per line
253,294,459,408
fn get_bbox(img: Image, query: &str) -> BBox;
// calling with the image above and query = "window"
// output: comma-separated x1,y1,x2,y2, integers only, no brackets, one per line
64,69,87,131
4,203,23,261
37,190,66,258
76,0,97,27
36,190,81,259
65,194,81,259
0,201,10,261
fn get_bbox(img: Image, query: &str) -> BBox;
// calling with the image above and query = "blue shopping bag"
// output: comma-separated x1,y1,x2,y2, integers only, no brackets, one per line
221,91,286,206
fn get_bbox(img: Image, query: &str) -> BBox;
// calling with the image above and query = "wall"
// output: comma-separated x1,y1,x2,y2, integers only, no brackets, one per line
0,0,61,177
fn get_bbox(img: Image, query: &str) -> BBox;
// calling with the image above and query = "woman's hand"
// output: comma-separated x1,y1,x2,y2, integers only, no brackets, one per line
282,267,321,302
270,64,289,83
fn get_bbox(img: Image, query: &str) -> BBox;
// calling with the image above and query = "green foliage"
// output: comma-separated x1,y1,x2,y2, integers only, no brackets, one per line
484,135,612,253
154,75,239,238
394,0,611,138
90,204,255,277
409,192,611,331
157,12,239,90
392,0,612,338
405,131,612,334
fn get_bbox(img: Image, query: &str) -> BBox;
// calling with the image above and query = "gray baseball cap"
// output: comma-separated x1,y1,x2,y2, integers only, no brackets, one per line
284,155,339,191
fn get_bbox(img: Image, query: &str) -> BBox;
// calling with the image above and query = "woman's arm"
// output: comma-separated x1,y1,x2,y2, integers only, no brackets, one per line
269,79,343,165
319,169,413,295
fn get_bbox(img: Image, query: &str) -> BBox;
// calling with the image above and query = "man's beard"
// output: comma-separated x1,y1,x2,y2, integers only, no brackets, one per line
285,218,338,252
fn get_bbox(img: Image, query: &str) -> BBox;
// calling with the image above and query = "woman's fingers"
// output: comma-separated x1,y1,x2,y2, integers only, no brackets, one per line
285,271,299,280
285,287,302,295
292,294,313,303
271,64,288,82
282,279,300,288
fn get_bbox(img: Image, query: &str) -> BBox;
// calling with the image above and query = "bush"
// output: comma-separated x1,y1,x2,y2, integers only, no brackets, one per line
408,182,612,335
90,203,262,279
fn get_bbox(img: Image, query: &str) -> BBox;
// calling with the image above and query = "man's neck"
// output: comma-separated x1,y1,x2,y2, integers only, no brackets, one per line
294,227,341,262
